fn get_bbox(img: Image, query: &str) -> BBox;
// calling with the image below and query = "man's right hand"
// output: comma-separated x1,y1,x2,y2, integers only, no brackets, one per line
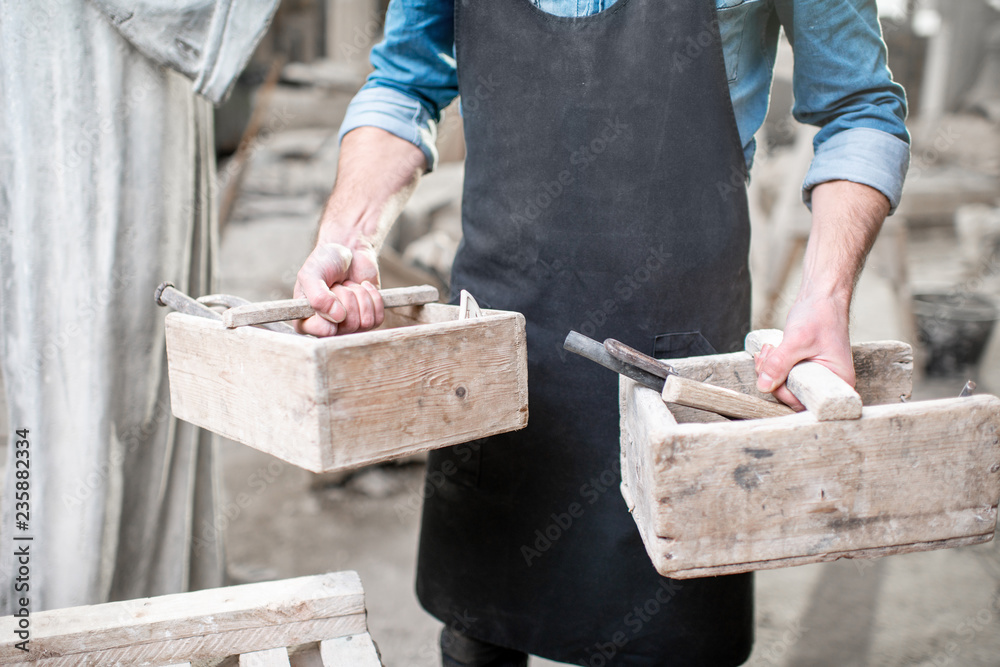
293,126,427,337
293,241,385,337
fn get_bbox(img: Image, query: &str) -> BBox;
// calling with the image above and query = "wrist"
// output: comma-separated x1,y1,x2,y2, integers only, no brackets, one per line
316,212,379,249
795,273,853,307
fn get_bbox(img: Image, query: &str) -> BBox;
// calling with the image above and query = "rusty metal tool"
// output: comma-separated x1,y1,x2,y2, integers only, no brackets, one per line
564,331,794,420
156,282,294,334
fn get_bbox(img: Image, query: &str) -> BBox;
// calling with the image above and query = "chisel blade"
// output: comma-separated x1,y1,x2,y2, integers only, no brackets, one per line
563,331,665,392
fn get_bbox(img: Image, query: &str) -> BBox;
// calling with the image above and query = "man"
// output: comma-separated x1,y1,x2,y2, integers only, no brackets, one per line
0,0,277,612
294,0,909,664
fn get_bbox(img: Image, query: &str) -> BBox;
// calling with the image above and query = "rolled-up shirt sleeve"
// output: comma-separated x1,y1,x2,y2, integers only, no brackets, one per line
803,127,910,213
777,0,911,213
338,0,458,171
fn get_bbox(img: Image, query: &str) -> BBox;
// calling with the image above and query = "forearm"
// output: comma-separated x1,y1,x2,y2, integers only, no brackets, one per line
756,179,890,405
293,127,425,337
317,126,427,250
796,179,890,310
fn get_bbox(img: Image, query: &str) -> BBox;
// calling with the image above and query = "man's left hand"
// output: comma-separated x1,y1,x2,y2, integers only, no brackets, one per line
754,294,855,411
753,179,890,410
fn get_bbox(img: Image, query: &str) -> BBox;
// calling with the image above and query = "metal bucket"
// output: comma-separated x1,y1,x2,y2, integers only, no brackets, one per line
914,291,999,376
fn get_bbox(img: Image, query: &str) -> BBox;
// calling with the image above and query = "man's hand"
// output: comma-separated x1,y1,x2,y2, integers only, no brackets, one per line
293,242,384,337
293,127,425,337
754,179,890,409
755,294,855,411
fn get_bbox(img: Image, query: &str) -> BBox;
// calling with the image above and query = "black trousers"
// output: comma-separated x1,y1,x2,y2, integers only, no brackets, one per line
441,627,529,667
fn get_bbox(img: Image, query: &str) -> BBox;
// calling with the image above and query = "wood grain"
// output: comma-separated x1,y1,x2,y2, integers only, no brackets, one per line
167,303,528,472
621,373,1000,579
222,285,439,328
658,340,913,419
0,572,367,665
745,329,863,420
660,375,794,420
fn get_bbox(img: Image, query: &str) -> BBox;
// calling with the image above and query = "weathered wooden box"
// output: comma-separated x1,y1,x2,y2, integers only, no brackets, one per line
620,341,1000,579
165,303,527,472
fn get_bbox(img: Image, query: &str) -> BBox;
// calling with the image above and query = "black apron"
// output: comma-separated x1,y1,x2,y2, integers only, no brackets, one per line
417,0,754,664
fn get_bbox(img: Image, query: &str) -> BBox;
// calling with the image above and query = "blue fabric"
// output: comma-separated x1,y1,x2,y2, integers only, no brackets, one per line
339,0,910,211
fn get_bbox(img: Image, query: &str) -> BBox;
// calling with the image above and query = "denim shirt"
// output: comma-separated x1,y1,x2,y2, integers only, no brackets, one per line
340,0,910,211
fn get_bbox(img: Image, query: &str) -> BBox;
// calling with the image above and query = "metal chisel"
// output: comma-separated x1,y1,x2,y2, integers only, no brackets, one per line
563,331,794,420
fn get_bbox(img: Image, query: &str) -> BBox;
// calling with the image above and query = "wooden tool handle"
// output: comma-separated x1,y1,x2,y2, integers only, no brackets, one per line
600,337,793,419
745,329,863,421
222,285,440,329
661,375,795,420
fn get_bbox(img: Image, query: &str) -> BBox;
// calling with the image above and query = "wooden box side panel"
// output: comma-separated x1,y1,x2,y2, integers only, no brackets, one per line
165,314,324,470
314,312,528,471
668,341,913,408
665,534,994,579
620,378,681,575
644,396,1000,575
381,303,457,328
382,303,520,328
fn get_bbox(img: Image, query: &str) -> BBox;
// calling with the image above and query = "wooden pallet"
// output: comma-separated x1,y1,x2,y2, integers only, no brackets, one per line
165,302,528,473
620,339,1000,579
0,572,381,666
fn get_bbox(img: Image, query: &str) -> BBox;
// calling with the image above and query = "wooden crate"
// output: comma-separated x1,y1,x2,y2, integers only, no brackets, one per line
0,571,381,665
165,303,527,472
619,341,1000,579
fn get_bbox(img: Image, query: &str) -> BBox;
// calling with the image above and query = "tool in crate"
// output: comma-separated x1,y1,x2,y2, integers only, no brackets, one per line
568,328,1000,579
156,282,528,473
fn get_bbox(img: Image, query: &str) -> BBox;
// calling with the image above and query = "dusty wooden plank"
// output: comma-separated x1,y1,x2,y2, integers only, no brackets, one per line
664,340,913,407
745,329,863,420
166,304,528,473
851,340,914,403
241,647,292,667
311,311,528,471
380,302,461,327
666,534,993,579
166,313,323,470
0,572,366,664
661,375,794,420
627,394,1000,578
620,379,677,571
7,617,367,667
222,285,439,328
320,633,382,666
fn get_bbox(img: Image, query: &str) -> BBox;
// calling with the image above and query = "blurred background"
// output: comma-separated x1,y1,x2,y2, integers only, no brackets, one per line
4,0,1000,664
